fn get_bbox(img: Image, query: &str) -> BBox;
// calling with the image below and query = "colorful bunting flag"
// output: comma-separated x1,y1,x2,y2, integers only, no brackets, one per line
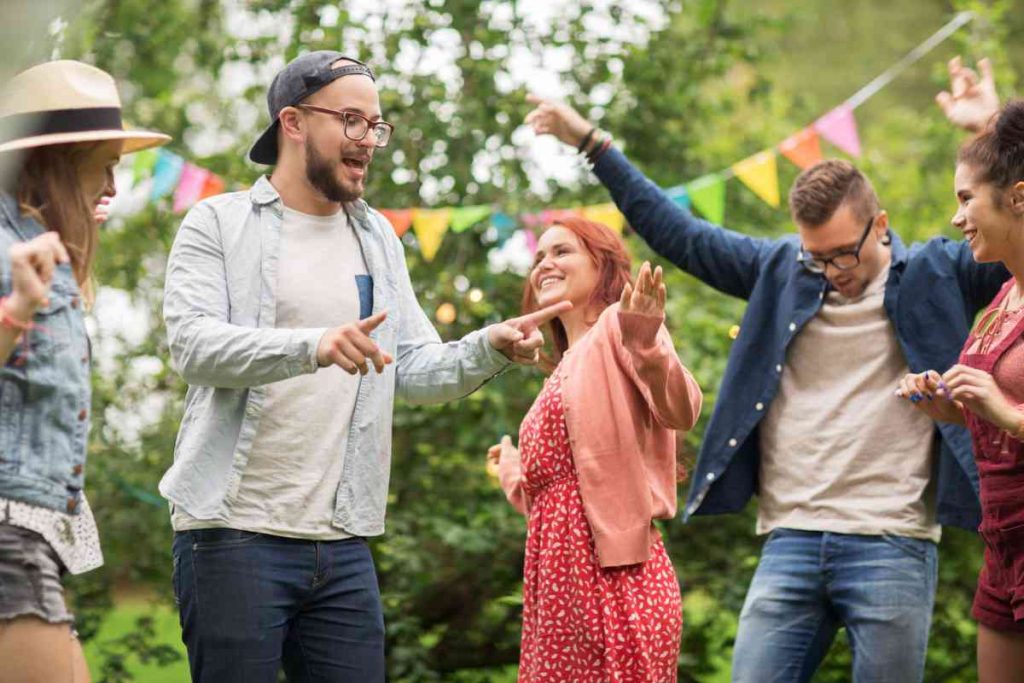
778,128,823,170
666,185,690,210
814,104,862,157
686,174,726,225
198,174,225,200
150,150,184,201
411,208,452,262
172,164,210,213
732,151,780,207
380,209,414,237
449,205,492,233
540,208,582,224
580,203,625,234
132,148,158,185
523,228,538,256
491,212,518,245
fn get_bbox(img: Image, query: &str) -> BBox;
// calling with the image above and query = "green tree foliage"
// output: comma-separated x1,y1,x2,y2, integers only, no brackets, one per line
31,0,1023,679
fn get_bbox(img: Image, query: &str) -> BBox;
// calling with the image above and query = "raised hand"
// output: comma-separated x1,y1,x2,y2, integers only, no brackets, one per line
936,56,1000,133
620,261,665,317
316,311,395,375
524,94,595,149
895,370,964,425
488,300,573,365
6,232,71,316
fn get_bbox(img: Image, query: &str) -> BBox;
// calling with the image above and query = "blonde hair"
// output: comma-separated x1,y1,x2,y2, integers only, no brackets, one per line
15,143,99,304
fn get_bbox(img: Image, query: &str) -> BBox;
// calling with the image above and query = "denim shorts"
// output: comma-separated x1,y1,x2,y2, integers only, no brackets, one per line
0,523,73,624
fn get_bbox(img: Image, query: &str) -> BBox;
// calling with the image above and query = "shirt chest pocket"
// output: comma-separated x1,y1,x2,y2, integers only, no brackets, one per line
28,280,78,357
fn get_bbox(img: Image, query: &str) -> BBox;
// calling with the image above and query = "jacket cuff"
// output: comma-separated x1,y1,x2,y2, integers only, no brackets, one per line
0,245,10,297
303,328,331,373
479,325,514,373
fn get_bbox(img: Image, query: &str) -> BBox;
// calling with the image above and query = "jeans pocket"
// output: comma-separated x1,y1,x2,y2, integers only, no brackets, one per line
879,534,931,563
190,528,262,549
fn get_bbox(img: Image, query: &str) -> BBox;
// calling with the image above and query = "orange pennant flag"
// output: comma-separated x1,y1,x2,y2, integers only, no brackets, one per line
380,209,414,237
778,129,823,170
198,174,225,200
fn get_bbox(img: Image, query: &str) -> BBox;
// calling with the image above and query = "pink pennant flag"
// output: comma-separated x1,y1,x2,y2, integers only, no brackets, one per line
523,228,539,255
813,104,861,158
172,164,210,213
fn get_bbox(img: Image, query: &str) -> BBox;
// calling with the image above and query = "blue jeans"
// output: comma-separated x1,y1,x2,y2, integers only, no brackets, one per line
731,529,938,683
171,529,385,682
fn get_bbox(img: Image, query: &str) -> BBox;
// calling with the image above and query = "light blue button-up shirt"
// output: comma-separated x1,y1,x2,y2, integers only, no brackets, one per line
159,177,509,537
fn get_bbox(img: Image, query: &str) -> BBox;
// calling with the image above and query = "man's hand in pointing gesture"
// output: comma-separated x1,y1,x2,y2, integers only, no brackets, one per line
317,311,394,375
489,301,573,365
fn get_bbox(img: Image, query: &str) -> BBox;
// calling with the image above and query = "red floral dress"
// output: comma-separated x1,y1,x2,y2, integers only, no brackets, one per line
517,369,682,682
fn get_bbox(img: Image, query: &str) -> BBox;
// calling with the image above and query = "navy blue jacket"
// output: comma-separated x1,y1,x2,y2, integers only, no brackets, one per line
592,147,1007,531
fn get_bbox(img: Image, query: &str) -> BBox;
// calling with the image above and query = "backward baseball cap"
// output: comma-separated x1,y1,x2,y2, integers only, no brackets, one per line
248,51,375,165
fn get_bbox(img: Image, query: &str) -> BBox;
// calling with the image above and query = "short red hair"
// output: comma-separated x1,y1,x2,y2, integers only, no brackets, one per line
521,217,632,359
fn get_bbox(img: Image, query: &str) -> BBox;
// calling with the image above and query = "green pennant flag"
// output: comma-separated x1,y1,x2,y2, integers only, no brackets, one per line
686,174,726,225
132,147,159,185
449,205,492,233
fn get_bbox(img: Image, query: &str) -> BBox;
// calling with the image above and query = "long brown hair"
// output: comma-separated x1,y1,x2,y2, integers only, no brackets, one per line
14,143,99,300
520,217,632,363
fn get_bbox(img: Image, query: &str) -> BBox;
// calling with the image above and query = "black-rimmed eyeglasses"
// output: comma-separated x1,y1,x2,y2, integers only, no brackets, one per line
296,104,395,148
797,216,876,274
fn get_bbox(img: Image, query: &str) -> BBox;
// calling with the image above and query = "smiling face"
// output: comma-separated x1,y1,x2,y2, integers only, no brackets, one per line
529,226,601,310
797,202,890,298
952,162,1020,264
299,69,382,203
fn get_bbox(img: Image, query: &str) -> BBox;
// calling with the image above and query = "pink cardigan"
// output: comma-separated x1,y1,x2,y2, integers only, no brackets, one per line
499,303,703,568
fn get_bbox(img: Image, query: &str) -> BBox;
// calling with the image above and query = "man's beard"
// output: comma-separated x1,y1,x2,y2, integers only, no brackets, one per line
305,138,363,203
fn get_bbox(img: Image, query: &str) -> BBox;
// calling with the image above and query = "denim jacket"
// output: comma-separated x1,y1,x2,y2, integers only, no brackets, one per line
593,147,1008,531
0,194,92,514
159,177,510,537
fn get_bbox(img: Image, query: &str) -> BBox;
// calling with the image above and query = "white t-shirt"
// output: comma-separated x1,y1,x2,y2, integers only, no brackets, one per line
757,264,941,542
174,206,367,539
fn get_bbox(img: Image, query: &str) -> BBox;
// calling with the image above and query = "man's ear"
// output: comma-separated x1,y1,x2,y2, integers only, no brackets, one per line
278,106,305,143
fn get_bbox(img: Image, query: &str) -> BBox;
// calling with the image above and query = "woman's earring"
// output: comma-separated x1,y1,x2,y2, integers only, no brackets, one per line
881,231,892,246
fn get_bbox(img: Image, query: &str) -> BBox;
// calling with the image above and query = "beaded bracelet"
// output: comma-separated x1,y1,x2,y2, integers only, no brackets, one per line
587,135,613,164
576,127,597,153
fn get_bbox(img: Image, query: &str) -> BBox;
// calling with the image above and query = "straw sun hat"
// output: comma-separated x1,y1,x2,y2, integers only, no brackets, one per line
0,60,170,155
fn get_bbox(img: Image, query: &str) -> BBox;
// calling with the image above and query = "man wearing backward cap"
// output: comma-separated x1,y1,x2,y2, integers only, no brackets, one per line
160,51,566,681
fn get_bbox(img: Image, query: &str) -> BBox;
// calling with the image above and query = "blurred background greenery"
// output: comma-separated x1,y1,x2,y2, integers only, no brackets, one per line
9,0,1023,680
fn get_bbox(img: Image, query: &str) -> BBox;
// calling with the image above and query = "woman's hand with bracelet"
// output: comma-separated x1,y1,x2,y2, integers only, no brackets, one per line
525,94,596,150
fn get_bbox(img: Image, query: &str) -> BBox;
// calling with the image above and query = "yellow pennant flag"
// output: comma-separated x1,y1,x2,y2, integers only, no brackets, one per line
411,208,452,262
731,150,780,208
580,203,625,234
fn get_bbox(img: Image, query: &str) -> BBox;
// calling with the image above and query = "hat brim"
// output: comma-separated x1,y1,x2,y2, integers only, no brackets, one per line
0,129,171,155
249,120,279,165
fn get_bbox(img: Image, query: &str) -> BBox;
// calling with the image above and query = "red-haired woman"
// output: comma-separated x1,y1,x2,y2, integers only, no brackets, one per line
487,217,703,682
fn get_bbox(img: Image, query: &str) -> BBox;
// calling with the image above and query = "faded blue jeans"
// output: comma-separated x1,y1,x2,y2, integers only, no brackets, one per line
172,529,385,682
731,528,938,683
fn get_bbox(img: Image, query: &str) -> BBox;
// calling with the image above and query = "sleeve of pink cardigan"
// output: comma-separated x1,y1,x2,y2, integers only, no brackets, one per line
613,308,703,431
498,445,529,515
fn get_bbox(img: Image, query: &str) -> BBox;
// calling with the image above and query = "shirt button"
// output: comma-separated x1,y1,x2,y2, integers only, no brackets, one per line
819,291,825,300
66,496,78,513
776,364,783,373
728,438,738,447
72,464,83,476
77,409,88,421
705,472,716,482
755,402,764,411
80,355,88,364
789,322,796,332
71,296,80,309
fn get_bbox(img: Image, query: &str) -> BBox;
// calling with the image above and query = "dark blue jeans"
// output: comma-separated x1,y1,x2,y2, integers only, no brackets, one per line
171,529,385,682
731,529,938,683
